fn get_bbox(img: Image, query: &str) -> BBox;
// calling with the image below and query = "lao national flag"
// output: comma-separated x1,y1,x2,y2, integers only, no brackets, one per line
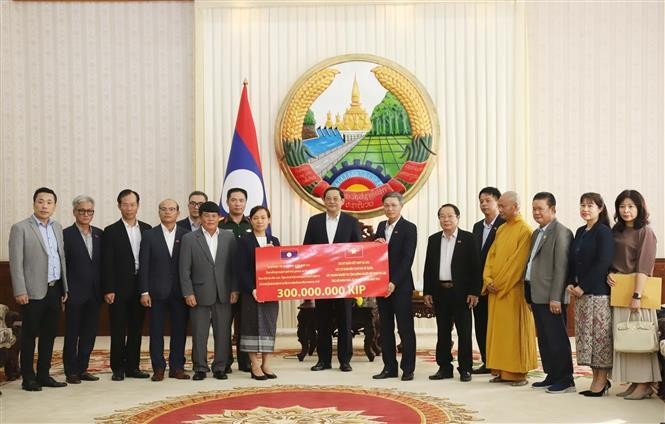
220,82,267,216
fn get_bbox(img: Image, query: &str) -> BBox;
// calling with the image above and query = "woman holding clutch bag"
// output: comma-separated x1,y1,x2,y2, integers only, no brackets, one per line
238,206,280,380
607,190,659,400
566,193,615,397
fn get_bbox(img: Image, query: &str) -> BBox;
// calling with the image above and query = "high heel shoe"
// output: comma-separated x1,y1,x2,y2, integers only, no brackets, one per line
582,381,611,397
262,371,277,379
250,370,268,381
624,387,653,400
616,383,637,397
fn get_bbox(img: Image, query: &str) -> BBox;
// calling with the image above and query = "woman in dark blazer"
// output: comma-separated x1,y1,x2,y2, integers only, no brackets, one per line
238,206,280,380
566,193,615,397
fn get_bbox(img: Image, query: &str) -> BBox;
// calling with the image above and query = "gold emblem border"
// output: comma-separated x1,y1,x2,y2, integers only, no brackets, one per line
275,54,440,219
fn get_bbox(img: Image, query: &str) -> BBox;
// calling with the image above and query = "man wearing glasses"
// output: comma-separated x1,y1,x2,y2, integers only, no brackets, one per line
139,199,190,381
62,195,103,384
178,191,208,232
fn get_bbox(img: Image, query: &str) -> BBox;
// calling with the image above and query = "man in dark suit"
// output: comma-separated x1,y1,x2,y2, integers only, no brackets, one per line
9,187,69,391
177,191,208,232
102,189,151,381
63,195,103,384
524,192,574,393
471,186,504,374
303,186,361,372
180,201,239,381
139,199,190,381
371,192,417,381
423,204,481,382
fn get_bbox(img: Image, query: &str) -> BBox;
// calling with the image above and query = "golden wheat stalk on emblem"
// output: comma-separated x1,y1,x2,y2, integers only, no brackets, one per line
281,68,340,141
372,65,435,162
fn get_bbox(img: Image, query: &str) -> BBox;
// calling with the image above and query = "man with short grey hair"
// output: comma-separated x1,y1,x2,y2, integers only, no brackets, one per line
372,192,417,381
63,195,103,384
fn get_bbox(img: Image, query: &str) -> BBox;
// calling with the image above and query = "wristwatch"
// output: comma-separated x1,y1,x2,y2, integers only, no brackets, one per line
632,292,641,300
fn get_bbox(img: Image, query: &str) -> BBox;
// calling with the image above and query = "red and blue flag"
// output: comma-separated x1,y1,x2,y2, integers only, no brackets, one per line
220,81,268,216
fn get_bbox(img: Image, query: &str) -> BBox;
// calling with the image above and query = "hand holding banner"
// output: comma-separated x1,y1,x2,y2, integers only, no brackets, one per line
255,242,389,301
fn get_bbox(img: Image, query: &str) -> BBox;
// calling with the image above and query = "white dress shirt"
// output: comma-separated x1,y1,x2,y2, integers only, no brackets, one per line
123,219,142,273
525,223,549,281
161,224,176,256
204,228,219,262
326,213,340,244
439,229,458,281
481,215,499,248
384,216,401,243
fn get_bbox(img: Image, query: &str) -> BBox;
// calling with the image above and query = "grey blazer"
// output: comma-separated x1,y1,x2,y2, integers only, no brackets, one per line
9,216,68,299
179,228,238,306
524,219,572,304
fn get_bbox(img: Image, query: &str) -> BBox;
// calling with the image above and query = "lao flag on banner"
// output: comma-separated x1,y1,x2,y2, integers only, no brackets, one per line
220,81,268,216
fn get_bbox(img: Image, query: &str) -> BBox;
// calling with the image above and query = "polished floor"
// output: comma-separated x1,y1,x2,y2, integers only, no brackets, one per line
0,333,663,423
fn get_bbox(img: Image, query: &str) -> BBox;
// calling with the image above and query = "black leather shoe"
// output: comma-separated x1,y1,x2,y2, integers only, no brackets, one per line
213,370,228,380
111,371,125,381
79,372,100,381
224,365,233,374
460,371,472,382
39,376,67,388
429,369,453,380
66,374,81,384
192,371,206,381
339,363,353,372
310,362,332,371
472,365,491,374
373,370,398,379
21,379,42,391
401,372,414,381
126,369,150,378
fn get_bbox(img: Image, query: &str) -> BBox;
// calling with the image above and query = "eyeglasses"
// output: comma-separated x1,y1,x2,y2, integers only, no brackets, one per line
76,209,95,216
159,207,178,213
189,201,204,208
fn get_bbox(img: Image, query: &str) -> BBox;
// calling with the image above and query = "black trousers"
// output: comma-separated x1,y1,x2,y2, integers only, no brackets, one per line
433,289,473,373
63,298,100,377
149,294,189,371
109,292,145,374
531,303,573,384
315,298,353,365
228,294,249,369
378,291,416,374
20,284,62,382
472,293,489,365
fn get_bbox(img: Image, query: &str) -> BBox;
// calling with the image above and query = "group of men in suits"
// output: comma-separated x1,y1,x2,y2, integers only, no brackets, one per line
8,187,247,391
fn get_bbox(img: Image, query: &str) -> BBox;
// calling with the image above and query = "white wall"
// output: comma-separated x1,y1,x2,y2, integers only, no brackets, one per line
0,1,194,255
526,1,664,249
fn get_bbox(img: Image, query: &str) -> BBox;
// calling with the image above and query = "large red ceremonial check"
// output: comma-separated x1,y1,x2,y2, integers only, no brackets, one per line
255,242,389,302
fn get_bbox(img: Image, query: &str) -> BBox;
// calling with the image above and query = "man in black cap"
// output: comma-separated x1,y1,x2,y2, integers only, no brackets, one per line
180,201,239,380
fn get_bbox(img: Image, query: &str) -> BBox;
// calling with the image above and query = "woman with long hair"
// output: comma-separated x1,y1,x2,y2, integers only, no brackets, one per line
566,193,615,397
607,190,660,400
238,206,280,380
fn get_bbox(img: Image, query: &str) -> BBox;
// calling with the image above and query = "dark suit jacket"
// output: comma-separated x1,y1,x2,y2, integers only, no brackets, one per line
238,233,280,294
102,219,151,299
568,222,615,295
303,212,361,245
138,225,187,300
472,216,505,268
63,224,103,305
375,217,417,294
423,229,481,298
176,217,193,232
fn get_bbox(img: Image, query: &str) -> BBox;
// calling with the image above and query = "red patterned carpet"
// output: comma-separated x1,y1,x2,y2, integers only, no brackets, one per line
94,385,479,423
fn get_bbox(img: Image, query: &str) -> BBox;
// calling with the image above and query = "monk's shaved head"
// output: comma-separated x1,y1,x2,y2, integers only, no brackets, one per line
501,191,520,206
498,191,520,221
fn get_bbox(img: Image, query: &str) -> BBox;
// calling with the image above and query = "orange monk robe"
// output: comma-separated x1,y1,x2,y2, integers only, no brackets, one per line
482,213,537,380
